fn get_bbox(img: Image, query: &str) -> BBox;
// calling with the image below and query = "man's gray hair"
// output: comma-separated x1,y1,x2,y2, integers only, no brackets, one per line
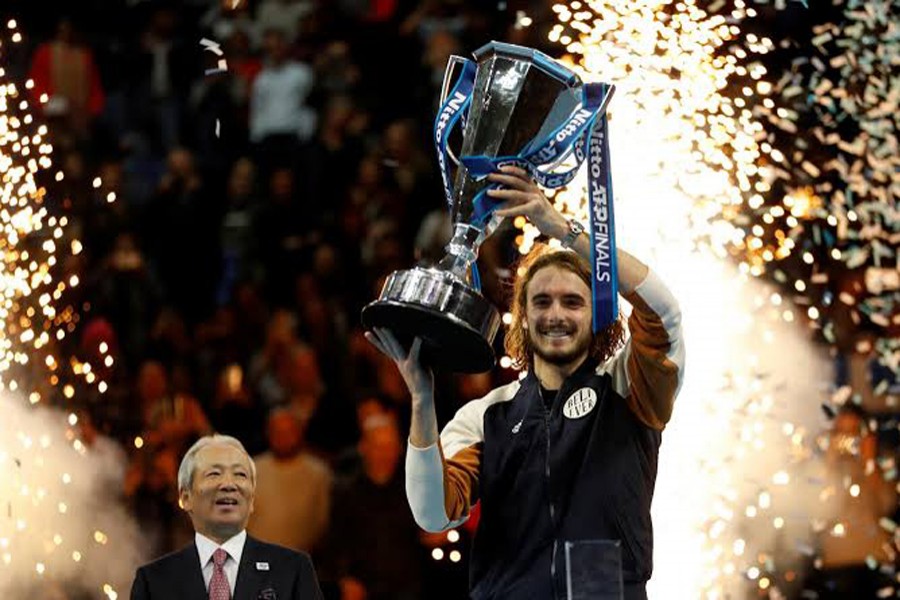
177,434,257,493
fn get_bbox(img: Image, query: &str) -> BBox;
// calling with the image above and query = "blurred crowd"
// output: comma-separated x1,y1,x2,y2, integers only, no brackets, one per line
4,1,557,598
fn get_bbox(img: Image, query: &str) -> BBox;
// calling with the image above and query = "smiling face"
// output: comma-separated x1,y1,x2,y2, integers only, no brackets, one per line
180,442,255,543
524,265,594,370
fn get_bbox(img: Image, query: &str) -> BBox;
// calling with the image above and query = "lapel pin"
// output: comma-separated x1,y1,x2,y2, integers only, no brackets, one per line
256,561,270,571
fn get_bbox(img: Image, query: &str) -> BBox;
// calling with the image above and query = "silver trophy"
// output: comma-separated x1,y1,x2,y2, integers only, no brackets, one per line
362,42,595,373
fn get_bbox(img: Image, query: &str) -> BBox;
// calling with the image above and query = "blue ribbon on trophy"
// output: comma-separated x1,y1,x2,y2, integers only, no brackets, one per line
433,69,619,331
434,59,476,210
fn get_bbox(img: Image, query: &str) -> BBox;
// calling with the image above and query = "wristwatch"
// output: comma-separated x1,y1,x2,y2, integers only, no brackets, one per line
560,218,585,249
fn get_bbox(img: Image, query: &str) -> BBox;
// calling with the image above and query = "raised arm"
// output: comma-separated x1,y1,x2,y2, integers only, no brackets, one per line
487,166,685,428
487,166,645,290
606,267,684,428
364,329,482,532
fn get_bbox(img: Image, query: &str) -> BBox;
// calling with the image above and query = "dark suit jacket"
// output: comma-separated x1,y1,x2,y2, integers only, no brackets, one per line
130,535,323,600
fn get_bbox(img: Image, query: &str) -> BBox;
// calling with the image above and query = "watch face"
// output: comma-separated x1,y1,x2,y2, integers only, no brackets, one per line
561,219,584,248
568,220,584,236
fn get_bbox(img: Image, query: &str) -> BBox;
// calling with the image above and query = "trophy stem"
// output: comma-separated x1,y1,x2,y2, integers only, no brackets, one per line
438,223,485,280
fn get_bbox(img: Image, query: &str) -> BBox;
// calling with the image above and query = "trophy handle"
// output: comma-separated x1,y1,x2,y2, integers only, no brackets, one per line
439,55,471,168
440,55,470,106
542,83,617,174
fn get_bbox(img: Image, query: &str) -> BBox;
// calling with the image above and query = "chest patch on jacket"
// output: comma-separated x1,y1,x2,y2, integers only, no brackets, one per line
563,387,597,419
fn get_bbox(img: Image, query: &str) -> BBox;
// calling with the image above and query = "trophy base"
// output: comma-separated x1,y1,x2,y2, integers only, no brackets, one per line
361,267,501,374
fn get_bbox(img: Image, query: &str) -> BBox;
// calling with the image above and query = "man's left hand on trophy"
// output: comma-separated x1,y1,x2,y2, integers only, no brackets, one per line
486,165,569,240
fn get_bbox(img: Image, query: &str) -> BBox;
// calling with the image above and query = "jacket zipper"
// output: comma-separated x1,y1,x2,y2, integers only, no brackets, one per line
544,398,559,600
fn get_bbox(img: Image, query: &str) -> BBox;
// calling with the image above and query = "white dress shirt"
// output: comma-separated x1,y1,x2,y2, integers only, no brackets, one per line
196,530,247,595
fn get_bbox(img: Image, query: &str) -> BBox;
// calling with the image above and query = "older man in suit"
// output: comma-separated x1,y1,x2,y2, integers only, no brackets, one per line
131,434,323,600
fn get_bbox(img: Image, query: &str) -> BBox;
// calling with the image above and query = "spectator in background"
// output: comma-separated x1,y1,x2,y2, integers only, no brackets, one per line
135,360,212,459
339,153,405,272
360,217,407,293
249,27,316,176
249,309,315,413
126,4,196,155
124,360,211,555
27,16,105,146
293,270,348,392
349,325,410,410
209,361,268,456
310,40,362,100
217,156,263,304
399,0,471,40
805,403,898,598
261,329,359,458
289,2,338,65
380,118,434,199
248,409,332,553
124,435,189,555
321,414,424,600
201,0,261,49
141,146,220,325
379,118,442,240
331,394,396,482
297,93,365,225
230,280,272,365
77,157,134,262
419,28,463,111
255,165,310,303
186,49,246,173
223,28,263,131
88,231,163,370
147,308,193,370
256,0,316,43
284,344,327,433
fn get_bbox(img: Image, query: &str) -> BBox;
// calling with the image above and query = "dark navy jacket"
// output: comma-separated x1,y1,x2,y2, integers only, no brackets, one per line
478,362,661,598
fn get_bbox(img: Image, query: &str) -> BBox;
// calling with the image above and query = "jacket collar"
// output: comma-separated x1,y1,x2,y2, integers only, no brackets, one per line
524,356,600,394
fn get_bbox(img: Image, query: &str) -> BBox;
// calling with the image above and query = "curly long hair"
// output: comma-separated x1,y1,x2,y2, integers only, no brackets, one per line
504,245,626,370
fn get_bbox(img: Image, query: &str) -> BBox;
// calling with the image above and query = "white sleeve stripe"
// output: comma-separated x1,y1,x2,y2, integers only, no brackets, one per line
405,443,452,531
633,270,682,337
441,380,520,459
600,341,632,398
597,269,685,397
632,269,685,395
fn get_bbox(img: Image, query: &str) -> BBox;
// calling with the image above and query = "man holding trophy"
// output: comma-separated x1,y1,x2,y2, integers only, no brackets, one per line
363,43,685,600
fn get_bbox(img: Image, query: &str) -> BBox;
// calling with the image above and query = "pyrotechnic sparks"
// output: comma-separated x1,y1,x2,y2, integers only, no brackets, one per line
496,0,899,596
0,21,138,597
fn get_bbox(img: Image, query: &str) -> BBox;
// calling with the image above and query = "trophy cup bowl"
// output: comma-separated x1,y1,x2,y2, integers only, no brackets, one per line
362,41,585,373
360,267,501,373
